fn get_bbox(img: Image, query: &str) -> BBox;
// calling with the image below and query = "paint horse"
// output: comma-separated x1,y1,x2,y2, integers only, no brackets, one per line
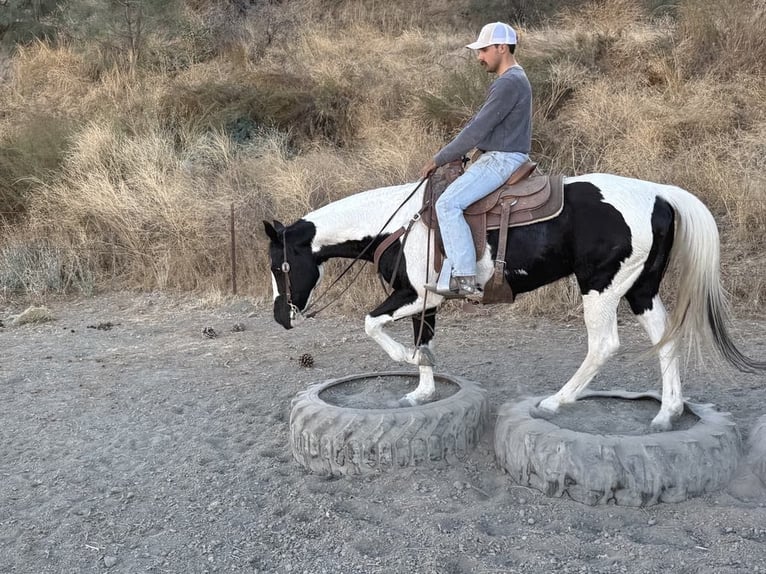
264,173,765,430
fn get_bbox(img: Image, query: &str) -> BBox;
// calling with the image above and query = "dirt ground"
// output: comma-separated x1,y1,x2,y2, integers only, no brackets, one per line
1,292,765,574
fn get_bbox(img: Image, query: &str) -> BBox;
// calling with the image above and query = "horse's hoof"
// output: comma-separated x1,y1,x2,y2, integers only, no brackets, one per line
529,405,556,420
398,395,418,407
399,391,436,406
537,396,561,413
650,414,673,432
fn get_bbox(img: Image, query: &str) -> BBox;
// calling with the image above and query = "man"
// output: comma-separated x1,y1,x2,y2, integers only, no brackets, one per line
421,22,532,300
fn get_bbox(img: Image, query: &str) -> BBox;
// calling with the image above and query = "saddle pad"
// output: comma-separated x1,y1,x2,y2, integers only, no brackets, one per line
467,174,565,260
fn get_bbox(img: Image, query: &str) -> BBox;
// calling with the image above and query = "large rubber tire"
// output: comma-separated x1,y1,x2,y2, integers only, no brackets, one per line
290,371,489,476
494,390,742,506
728,415,766,501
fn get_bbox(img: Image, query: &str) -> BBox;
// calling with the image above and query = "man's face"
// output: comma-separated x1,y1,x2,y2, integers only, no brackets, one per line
477,45,502,73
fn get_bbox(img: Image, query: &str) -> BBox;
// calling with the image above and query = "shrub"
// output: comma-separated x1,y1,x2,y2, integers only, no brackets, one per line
676,0,766,77
417,63,490,135
0,113,74,222
0,242,93,297
159,71,355,147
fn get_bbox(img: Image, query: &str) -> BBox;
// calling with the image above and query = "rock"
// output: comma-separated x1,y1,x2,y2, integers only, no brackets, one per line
104,555,117,568
12,306,54,326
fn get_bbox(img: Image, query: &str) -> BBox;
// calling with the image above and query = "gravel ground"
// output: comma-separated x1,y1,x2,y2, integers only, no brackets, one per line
1,292,765,574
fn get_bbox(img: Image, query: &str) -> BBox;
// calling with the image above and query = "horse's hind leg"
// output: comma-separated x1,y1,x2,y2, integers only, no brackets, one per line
538,291,621,412
631,295,683,431
625,199,680,430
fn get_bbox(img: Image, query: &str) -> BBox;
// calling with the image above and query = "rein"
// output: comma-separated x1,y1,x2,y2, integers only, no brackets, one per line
280,175,430,319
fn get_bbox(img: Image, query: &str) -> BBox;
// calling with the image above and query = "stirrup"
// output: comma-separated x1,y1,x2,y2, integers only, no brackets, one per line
424,259,456,297
423,281,461,299
424,274,483,301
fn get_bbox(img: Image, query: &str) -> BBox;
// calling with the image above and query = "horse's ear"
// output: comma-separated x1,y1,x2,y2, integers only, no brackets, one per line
263,220,280,242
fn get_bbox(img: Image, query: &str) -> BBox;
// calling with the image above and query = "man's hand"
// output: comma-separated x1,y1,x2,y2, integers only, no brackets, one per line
419,159,437,179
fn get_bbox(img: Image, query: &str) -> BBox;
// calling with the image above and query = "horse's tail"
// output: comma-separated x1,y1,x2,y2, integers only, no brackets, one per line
659,186,765,372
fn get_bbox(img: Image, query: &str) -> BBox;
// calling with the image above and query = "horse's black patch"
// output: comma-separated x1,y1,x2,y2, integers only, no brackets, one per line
491,181,633,296
625,196,675,314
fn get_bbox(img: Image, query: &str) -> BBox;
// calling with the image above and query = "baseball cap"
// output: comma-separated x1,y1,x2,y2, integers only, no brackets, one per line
465,22,517,50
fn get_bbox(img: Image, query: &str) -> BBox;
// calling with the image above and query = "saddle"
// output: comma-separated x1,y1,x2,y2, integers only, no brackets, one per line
420,157,565,303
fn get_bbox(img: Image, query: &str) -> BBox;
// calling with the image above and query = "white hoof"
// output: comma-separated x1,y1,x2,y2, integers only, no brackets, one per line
399,389,435,407
398,395,417,407
650,412,673,432
538,395,562,413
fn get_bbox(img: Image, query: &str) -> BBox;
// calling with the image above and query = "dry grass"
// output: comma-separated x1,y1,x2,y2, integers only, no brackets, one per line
26,122,234,290
1,0,764,317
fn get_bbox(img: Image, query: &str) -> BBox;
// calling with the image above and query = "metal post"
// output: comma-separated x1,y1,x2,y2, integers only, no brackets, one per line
230,203,237,295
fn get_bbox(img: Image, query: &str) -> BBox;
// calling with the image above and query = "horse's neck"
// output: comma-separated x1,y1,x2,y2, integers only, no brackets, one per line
305,183,423,250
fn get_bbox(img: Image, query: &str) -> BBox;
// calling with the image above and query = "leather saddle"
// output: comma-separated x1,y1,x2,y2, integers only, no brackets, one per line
420,158,565,303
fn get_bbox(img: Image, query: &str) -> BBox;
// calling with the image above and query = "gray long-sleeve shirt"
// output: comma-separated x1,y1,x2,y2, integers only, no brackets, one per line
433,65,532,166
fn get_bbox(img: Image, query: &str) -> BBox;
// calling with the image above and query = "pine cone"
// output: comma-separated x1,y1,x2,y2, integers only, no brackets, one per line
299,353,314,368
202,327,217,339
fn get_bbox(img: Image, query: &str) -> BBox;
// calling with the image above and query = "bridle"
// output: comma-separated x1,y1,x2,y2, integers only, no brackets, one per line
277,175,430,321
279,239,302,320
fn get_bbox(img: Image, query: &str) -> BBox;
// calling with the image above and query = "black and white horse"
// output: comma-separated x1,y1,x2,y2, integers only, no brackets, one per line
264,173,764,430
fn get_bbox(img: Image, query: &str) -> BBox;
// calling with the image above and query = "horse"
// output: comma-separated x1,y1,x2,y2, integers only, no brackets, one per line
263,172,765,431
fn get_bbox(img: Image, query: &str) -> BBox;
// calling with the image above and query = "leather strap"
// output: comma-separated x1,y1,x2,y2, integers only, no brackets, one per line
493,200,513,286
373,227,405,274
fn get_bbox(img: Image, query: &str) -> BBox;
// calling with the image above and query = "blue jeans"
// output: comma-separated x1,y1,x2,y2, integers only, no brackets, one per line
435,151,529,277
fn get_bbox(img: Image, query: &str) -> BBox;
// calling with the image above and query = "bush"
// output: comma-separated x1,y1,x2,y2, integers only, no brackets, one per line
676,0,766,77
159,71,355,147
0,242,93,297
417,64,490,135
0,113,74,222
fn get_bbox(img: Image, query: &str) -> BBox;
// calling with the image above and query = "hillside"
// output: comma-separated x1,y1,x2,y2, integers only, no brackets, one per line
0,0,764,314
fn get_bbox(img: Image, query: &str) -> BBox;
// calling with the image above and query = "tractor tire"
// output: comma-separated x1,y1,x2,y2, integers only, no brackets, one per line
494,390,742,506
290,371,489,476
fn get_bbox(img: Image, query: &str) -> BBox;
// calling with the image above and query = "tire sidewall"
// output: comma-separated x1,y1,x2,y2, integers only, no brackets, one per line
494,391,742,506
290,372,489,476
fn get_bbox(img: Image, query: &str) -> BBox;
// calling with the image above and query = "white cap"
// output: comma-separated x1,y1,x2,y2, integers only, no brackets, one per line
465,22,517,50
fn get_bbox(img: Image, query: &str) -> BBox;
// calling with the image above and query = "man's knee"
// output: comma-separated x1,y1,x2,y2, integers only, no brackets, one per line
435,191,461,217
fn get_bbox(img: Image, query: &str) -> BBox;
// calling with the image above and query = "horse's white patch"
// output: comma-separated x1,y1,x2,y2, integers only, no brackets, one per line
270,272,279,301
305,182,426,252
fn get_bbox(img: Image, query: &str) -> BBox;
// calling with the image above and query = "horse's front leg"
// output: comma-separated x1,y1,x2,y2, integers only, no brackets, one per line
364,293,438,406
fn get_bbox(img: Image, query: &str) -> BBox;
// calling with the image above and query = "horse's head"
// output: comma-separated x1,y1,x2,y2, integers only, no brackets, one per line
263,219,322,329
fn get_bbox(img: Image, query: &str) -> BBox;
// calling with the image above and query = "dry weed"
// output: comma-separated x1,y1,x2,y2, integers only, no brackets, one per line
1,0,764,315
